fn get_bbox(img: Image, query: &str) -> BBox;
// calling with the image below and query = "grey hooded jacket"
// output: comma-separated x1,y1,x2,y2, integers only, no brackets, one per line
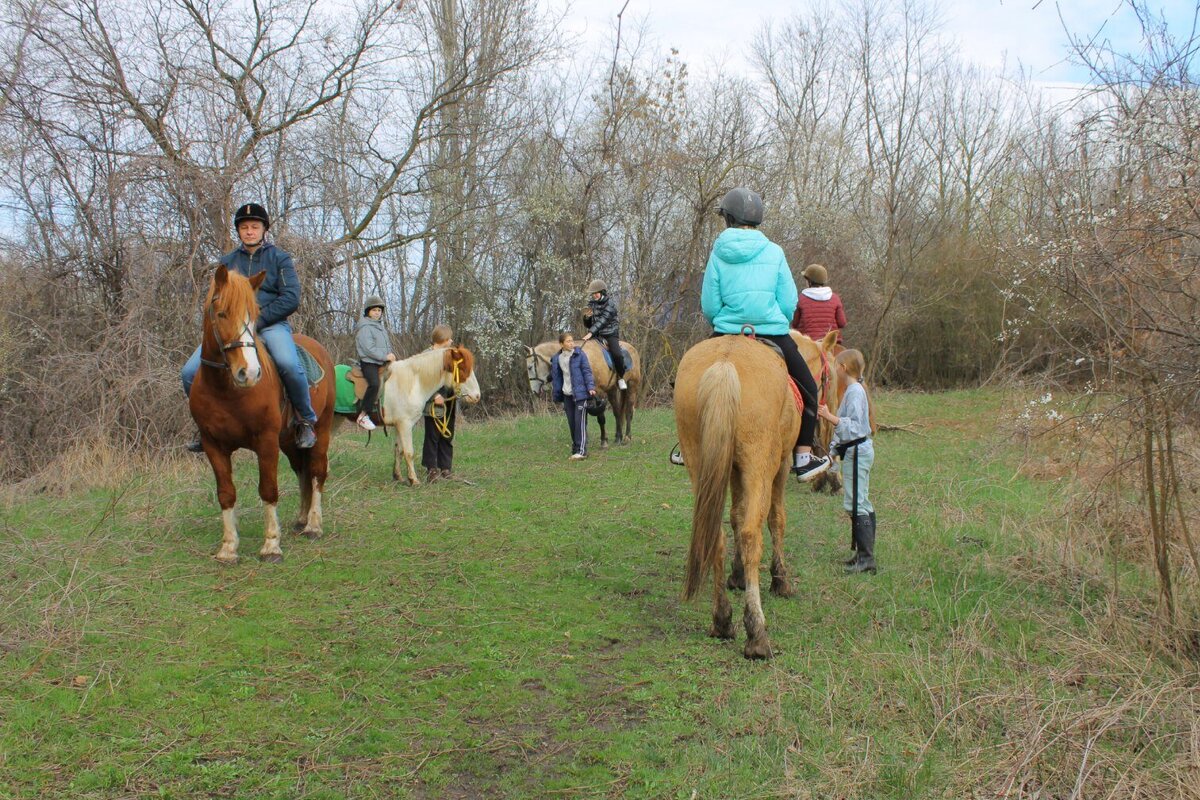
354,317,391,364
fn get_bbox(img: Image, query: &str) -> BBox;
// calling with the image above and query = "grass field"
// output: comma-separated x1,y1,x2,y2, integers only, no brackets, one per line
1,390,1195,799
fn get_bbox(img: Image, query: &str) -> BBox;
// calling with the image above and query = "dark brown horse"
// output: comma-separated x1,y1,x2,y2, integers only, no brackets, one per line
189,266,335,563
525,339,642,445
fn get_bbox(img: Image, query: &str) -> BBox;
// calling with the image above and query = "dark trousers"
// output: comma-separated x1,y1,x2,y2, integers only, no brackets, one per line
422,402,456,470
600,333,625,376
563,397,588,455
754,334,819,450
359,362,381,417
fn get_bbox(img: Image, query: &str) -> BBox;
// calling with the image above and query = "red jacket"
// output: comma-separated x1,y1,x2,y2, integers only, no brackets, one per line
792,288,846,343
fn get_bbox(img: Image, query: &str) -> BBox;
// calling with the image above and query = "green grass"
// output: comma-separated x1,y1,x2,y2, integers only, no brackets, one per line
0,390,1193,798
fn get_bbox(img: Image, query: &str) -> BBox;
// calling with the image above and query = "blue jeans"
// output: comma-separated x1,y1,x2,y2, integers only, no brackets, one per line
181,321,318,424
841,439,874,515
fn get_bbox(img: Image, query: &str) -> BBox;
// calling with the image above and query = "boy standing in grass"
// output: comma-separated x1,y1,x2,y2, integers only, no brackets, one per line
422,324,459,482
549,332,596,460
818,349,877,574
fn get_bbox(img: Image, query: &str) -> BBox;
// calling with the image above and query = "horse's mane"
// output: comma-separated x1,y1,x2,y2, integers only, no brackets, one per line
391,346,475,383
206,268,260,321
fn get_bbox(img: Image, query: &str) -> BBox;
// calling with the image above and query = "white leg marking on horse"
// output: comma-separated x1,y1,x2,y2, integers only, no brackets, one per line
260,502,282,557
306,479,323,534
746,584,765,633
216,508,239,563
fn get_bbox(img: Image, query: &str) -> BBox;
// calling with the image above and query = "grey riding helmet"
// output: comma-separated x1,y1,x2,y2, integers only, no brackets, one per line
718,188,764,226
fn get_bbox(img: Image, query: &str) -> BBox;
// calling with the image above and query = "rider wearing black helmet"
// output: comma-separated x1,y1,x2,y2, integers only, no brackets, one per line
182,202,321,450
694,187,830,481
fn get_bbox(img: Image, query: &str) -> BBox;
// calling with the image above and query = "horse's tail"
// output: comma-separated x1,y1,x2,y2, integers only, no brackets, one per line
683,360,740,601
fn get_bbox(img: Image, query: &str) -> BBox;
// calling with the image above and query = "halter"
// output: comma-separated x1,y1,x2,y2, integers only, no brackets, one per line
431,354,468,439
200,298,258,370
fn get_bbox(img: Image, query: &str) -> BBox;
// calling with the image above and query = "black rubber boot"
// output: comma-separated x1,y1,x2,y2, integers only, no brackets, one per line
845,514,877,575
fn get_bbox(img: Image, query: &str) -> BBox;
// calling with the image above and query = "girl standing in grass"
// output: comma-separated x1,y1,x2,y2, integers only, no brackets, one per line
818,349,877,574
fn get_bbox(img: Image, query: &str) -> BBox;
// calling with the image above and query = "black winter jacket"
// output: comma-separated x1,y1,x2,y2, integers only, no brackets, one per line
586,293,620,337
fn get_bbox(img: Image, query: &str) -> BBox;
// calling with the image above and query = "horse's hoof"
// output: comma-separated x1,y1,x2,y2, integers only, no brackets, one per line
770,578,795,598
709,620,736,640
600,441,609,450
301,528,321,540
743,638,773,660
291,521,306,533
726,575,746,591
214,554,238,566
259,552,284,564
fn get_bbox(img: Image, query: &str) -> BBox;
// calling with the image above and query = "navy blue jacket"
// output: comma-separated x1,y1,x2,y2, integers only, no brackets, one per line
219,241,300,328
549,347,596,402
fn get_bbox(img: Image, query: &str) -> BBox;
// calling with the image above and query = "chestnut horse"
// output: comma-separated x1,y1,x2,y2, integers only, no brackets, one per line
525,339,642,445
674,330,839,659
380,346,481,484
189,266,335,563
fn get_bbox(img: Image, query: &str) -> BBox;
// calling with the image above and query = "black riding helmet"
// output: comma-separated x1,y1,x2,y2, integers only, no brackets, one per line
234,202,271,230
718,188,763,227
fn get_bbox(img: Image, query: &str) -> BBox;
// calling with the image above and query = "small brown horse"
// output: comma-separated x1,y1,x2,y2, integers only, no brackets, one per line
674,330,838,659
793,331,843,494
525,339,642,445
189,266,335,563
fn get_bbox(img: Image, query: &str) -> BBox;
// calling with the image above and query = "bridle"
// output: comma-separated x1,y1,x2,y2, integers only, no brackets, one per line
200,298,258,370
526,350,552,394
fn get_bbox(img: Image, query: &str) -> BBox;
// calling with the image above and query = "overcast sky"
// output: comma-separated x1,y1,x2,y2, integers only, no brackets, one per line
559,0,1198,88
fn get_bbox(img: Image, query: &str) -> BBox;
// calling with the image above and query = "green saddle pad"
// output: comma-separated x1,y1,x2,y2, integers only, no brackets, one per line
334,364,359,414
296,344,326,387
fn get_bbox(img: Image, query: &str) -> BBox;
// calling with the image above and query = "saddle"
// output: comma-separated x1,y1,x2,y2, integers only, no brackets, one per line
597,343,633,371
295,344,326,387
337,364,387,415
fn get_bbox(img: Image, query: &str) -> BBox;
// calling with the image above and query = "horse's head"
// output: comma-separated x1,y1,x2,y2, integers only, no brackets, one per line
444,346,481,404
524,343,551,395
205,265,265,388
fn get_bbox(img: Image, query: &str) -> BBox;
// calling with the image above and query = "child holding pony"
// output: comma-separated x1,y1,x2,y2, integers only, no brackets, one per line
422,324,459,482
818,349,877,574
549,332,596,460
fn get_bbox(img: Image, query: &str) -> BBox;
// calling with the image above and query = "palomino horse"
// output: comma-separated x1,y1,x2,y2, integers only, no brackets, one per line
525,339,642,445
674,330,838,659
189,266,335,563
381,346,481,484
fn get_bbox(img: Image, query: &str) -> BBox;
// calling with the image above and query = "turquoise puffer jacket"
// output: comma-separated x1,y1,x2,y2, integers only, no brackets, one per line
700,228,798,335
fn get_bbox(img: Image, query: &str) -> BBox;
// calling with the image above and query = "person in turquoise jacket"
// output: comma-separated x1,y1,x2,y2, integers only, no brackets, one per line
699,187,830,481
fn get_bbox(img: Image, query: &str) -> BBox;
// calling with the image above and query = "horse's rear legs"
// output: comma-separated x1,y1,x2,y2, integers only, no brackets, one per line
736,483,773,660
709,538,735,640
285,447,325,538
768,462,794,598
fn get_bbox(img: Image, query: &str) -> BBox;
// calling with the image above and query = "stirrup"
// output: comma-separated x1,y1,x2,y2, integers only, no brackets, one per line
669,444,685,466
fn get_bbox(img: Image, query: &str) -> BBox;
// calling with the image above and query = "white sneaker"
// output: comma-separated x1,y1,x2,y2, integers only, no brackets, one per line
617,378,628,390
357,414,376,431
569,453,586,460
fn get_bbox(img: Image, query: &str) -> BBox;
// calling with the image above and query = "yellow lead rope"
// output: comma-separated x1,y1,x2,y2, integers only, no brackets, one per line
431,356,463,439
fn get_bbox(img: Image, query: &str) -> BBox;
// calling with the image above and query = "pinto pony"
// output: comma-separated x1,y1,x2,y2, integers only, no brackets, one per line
525,339,641,445
189,266,335,564
380,346,481,484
